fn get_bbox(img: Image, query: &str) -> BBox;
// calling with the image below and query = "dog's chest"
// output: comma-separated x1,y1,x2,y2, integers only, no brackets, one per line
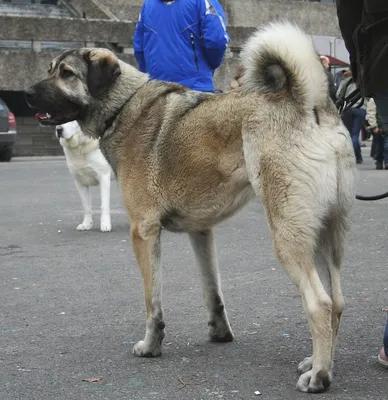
74,167,99,186
66,153,99,186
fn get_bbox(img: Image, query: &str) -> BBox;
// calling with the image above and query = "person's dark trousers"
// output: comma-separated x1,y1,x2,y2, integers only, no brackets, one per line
375,134,388,165
371,133,378,159
342,108,366,163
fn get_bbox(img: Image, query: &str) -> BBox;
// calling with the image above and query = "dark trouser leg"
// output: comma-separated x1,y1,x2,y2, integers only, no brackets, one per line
383,135,388,166
342,109,363,162
384,316,388,357
371,134,378,158
350,108,366,162
374,92,388,126
375,134,384,163
374,93,388,167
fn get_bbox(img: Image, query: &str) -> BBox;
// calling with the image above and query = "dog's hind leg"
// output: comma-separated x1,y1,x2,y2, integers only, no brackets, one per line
322,215,347,360
188,230,234,342
75,179,93,231
131,223,164,357
244,134,334,392
99,172,112,232
298,214,347,383
297,222,334,370
274,223,333,393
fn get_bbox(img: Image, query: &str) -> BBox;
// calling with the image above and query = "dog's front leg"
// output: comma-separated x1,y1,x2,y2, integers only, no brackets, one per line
99,172,112,232
131,225,164,357
189,230,233,342
74,180,93,231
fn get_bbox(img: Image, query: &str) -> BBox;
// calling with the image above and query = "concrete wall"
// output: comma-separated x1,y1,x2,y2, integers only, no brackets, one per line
222,0,340,36
0,51,136,91
69,0,117,20
215,0,341,91
0,1,340,91
0,52,57,92
98,0,340,37
0,15,134,43
0,15,136,91
99,0,142,21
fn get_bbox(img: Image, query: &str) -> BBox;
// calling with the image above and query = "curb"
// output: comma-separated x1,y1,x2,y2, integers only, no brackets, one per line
12,156,65,162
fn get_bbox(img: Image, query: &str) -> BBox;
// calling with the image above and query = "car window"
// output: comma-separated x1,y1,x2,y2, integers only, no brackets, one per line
0,99,7,112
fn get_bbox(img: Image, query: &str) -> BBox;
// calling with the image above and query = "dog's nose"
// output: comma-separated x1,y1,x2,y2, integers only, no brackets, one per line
24,87,37,100
56,126,63,138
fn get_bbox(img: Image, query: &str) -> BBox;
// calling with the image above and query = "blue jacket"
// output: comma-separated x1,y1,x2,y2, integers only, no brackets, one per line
133,0,229,92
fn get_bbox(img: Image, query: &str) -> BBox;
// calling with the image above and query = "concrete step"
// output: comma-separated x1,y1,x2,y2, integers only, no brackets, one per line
13,117,63,157
0,40,83,51
0,4,73,18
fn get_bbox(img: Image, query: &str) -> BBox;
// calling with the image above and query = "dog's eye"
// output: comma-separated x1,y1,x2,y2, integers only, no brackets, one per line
62,69,74,79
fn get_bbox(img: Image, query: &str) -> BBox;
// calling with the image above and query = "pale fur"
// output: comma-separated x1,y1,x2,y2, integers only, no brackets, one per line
57,120,114,232
241,22,328,110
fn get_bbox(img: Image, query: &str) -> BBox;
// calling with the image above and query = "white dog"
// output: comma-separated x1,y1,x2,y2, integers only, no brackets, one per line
56,121,114,232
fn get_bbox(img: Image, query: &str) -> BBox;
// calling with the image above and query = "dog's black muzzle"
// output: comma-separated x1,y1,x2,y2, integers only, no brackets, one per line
56,126,63,138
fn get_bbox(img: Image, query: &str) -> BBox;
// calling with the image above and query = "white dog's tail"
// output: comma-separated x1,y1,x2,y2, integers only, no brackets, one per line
240,22,328,112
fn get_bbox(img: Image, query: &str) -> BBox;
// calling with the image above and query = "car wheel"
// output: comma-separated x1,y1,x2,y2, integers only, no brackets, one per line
1,147,13,162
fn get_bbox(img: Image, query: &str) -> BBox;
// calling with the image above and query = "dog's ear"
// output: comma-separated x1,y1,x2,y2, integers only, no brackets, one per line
84,49,121,98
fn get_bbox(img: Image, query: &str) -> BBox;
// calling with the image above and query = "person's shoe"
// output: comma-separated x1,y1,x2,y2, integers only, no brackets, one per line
376,161,383,170
356,158,363,164
378,347,388,368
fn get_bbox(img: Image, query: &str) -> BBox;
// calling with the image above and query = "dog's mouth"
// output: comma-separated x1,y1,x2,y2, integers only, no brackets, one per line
35,110,79,126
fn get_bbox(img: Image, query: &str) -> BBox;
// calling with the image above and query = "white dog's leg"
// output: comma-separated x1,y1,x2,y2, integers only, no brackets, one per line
99,172,112,232
188,229,234,342
74,180,93,231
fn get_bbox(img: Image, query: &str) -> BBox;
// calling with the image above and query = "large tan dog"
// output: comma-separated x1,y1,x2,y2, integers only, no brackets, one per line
25,23,356,393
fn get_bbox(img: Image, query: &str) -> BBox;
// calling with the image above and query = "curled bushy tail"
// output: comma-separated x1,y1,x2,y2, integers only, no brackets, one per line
240,22,328,111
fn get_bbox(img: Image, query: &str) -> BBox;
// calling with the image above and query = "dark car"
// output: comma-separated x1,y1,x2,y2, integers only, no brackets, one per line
0,98,17,162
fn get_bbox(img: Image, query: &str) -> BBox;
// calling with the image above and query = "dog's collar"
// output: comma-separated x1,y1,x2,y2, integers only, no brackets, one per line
101,82,147,137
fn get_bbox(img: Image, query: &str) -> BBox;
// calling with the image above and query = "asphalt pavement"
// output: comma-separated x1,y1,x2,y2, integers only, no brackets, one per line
1,145,388,400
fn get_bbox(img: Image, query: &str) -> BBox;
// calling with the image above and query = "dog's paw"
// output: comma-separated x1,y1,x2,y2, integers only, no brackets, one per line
133,340,162,358
76,220,93,231
208,313,234,342
296,369,332,393
298,356,313,375
100,214,111,232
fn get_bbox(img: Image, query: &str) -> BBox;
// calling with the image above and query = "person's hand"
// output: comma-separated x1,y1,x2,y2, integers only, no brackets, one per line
373,127,379,134
354,64,363,88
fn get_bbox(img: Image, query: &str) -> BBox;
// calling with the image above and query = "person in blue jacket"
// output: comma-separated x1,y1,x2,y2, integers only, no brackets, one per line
133,0,230,92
